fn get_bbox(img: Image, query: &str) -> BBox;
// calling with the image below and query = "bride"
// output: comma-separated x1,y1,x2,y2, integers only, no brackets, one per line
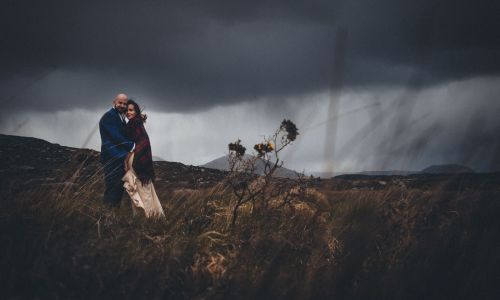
122,99,165,219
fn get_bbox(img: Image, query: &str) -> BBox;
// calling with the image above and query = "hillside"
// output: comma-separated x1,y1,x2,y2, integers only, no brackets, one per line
1,134,499,299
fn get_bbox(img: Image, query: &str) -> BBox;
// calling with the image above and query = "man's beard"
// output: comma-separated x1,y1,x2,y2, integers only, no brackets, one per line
115,106,126,114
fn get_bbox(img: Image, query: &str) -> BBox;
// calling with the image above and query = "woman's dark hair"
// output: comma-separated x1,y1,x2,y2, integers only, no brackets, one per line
127,99,147,122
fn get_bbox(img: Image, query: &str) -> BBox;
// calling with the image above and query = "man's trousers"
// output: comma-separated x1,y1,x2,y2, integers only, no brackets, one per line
102,157,126,207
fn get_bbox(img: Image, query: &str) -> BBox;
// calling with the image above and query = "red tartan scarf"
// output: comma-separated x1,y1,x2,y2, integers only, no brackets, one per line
126,116,155,185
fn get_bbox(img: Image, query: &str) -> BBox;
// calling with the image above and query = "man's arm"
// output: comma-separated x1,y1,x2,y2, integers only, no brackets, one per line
99,114,134,152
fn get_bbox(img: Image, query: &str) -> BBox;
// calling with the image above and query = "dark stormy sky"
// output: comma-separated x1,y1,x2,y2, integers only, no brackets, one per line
1,0,500,172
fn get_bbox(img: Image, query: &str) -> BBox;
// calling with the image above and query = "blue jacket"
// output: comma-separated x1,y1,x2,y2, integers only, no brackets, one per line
99,108,134,163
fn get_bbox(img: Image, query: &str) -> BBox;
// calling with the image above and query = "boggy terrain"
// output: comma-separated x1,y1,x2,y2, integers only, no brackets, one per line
1,134,499,299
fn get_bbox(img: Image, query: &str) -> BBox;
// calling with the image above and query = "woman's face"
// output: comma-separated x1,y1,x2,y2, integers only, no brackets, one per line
126,104,137,119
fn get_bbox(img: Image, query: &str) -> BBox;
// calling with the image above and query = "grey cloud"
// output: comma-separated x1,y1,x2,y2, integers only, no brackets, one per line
329,78,500,172
1,77,499,172
1,0,499,112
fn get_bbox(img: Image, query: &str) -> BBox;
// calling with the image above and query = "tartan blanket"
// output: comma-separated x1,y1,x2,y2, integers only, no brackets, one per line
126,116,155,184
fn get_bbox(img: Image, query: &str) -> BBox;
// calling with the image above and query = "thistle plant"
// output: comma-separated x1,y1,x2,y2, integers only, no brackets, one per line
225,119,308,229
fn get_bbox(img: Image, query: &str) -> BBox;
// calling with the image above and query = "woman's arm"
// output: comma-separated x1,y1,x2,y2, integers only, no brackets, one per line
128,120,148,154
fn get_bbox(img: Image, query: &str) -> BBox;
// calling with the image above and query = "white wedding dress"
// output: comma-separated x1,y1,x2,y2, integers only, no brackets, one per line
122,152,165,219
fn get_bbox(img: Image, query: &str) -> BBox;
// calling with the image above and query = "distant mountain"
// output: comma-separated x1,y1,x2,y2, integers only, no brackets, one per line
310,171,347,178
307,165,476,178
420,164,475,174
356,170,416,176
202,155,300,178
312,170,416,178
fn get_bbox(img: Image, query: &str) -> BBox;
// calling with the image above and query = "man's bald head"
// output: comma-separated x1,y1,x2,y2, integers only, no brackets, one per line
113,93,128,113
115,93,128,101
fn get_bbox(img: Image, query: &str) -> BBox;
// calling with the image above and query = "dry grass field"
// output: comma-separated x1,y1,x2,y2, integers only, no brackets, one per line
1,134,499,299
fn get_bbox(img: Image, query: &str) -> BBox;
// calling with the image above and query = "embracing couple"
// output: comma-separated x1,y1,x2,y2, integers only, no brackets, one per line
98,93,165,219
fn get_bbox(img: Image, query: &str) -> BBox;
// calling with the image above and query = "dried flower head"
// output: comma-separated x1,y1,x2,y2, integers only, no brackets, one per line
280,119,298,141
254,142,274,156
228,139,246,157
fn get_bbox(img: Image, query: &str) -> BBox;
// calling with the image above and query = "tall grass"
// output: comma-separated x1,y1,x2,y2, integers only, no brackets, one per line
1,152,499,299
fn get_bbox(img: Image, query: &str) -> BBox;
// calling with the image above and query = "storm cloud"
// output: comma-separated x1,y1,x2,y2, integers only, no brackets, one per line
2,76,499,172
1,1,499,172
2,0,499,112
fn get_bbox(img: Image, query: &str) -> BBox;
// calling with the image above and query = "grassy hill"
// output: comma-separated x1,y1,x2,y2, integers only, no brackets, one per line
1,134,499,299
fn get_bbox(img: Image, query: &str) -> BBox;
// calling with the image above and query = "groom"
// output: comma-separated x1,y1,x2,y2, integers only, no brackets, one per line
99,93,135,207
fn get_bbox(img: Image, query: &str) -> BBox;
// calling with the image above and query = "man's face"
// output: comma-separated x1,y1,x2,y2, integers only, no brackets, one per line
113,97,128,113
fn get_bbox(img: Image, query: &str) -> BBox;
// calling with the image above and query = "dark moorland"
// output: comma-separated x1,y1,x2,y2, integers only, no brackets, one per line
1,134,499,299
